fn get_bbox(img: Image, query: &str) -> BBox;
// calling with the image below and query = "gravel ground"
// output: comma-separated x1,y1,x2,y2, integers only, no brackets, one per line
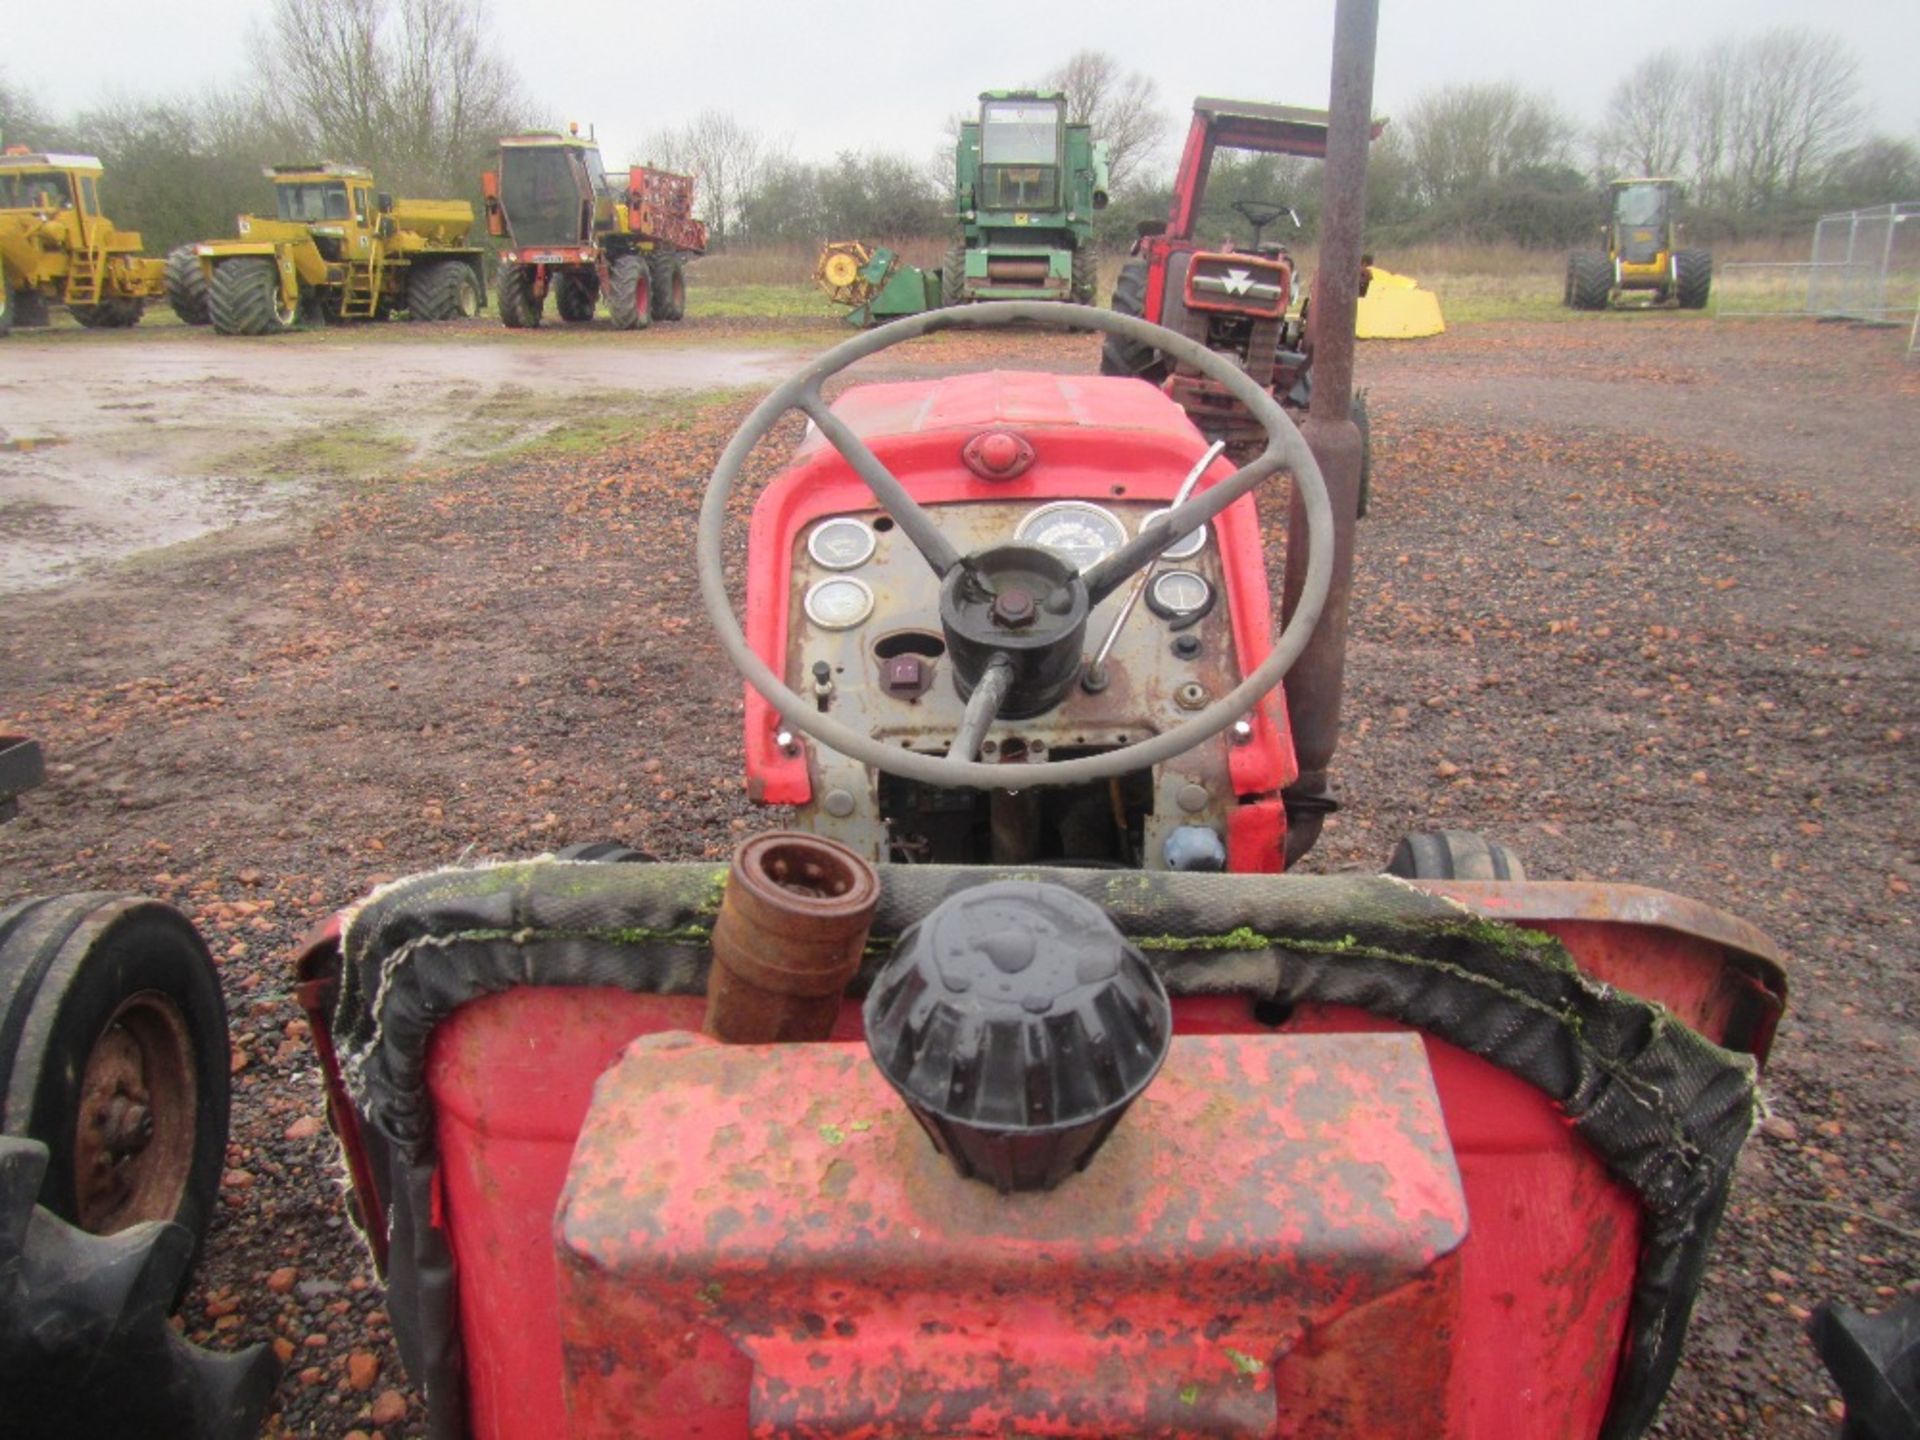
1,314,1914,1438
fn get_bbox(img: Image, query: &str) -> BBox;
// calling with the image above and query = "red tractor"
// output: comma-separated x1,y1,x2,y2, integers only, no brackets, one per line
482,131,707,330
277,10,1787,1440
1103,99,1379,463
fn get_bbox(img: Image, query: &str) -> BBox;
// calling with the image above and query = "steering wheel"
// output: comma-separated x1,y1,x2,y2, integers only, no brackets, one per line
697,301,1333,792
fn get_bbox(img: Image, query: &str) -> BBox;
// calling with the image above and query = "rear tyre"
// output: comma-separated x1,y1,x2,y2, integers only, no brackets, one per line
1674,248,1712,310
1070,244,1096,305
648,251,686,321
1565,250,1611,311
208,258,296,335
1100,255,1166,382
0,272,11,336
554,272,597,323
163,246,210,327
1385,831,1527,882
69,298,143,329
940,242,965,307
606,253,651,331
12,291,51,328
554,841,657,863
0,1137,278,1440
407,259,480,322
497,263,541,328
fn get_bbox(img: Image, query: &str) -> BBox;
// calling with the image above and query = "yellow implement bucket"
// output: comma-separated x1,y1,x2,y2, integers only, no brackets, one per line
1357,267,1444,339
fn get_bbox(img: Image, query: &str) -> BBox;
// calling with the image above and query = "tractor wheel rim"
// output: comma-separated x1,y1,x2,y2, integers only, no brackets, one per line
72,991,196,1233
458,279,478,318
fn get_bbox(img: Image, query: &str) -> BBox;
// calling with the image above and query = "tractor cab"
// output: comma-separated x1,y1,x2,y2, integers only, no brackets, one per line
485,133,618,253
1608,178,1677,264
976,92,1066,210
254,164,384,260
0,152,98,218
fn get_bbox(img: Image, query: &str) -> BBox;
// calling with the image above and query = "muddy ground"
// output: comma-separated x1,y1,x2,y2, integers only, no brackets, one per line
1,311,1915,1438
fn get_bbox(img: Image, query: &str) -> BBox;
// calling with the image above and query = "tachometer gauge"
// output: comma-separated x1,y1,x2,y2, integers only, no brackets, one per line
803,576,875,631
1139,507,1209,561
807,517,877,570
1015,502,1126,572
1148,570,1214,621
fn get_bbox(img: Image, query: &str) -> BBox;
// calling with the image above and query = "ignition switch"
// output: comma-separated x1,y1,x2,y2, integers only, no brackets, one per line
811,660,834,711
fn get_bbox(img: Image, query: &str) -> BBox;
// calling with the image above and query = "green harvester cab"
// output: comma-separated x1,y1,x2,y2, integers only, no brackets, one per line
948,90,1108,305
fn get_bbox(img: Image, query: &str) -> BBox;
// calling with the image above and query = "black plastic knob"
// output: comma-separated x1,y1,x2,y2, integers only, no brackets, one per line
864,880,1171,1192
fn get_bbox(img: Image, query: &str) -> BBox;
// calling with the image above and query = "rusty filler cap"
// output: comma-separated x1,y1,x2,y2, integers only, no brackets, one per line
863,880,1171,1192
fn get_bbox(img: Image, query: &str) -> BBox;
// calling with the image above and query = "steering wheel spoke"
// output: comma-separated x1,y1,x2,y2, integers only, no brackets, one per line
1080,455,1277,605
950,656,1014,762
799,387,963,578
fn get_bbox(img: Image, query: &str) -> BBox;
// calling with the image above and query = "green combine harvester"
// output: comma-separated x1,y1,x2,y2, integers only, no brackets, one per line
946,89,1108,305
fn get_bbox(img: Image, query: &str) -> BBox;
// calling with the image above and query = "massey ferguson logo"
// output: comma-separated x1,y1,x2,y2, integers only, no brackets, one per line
1221,268,1254,296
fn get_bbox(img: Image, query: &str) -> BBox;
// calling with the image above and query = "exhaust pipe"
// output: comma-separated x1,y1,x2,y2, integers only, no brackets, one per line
1280,0,1378,865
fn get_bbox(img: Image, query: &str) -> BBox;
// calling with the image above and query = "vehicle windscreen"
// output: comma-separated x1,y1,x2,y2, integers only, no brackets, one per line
1613,184,1669,227
0,171,73,210
981,102,1061,166
500,147,589,247
277,183,351,223
979,101,1062,209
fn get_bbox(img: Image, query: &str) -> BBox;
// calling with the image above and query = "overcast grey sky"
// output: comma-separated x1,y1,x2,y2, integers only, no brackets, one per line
13,0,1919,175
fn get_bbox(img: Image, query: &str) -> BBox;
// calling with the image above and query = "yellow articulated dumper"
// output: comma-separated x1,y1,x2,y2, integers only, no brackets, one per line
0,149,166,335
179,164,487,335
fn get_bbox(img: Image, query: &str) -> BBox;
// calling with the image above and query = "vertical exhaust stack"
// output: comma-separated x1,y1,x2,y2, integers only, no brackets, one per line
1281,0,1379,865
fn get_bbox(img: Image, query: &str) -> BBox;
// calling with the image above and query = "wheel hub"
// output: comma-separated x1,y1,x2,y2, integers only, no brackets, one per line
73,993,195,1233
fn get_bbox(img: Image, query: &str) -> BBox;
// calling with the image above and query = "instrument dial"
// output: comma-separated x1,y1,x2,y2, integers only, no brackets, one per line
1015,502,1127,572
807,517,877,570
1148,570,1213,620
1139,507,1209,561
803,576,876,631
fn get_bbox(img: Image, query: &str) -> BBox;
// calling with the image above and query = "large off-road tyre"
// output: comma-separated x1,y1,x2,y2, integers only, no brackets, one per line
406,259,481,322
1674,247,1712,310
1386,830,1527,882
70,297,144,329
606,253,651,331
164,246,211,326
1100,254,1168,382
208,257,296,335
0,895,230,1281
0,272,11,337
554,272,598,323
1070,244,1097,305
940,242,966,307
1565,249,1612,310
0,1137,278,1440
12,290,51,328
497,263,542,328
648,251,686,321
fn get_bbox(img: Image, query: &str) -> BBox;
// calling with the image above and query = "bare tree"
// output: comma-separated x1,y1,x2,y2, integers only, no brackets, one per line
637,111,767,246
1599,51,1690,178
251,0,528,195
1724,28,1862,209
1401,82,1574,205
1041,51,1168,188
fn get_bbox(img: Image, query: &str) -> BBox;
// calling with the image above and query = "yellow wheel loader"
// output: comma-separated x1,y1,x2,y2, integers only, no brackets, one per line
0,150,166,334
181,164,487,335
1564,178,1711,311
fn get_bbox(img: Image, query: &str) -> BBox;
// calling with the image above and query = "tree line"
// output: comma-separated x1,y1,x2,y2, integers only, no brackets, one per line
3,7,1914,258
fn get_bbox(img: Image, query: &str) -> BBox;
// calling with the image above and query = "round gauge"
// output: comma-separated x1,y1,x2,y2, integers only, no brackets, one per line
803,576,875,631
1139,507,1209,561
807,516,877,570
1148,570,1214,621
1014,501,1127,572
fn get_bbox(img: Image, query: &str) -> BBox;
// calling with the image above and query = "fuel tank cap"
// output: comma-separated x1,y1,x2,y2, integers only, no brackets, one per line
864,880,1171,1192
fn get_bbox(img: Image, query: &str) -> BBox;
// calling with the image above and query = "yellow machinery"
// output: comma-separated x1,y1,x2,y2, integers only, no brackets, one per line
181,164,487,335
0,150,166,334
1355,265,1444,338
1565,178,1711,310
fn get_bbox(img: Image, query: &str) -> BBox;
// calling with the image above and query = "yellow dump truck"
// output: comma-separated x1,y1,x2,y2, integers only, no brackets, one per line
0,150,166,334
179,164,487,335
